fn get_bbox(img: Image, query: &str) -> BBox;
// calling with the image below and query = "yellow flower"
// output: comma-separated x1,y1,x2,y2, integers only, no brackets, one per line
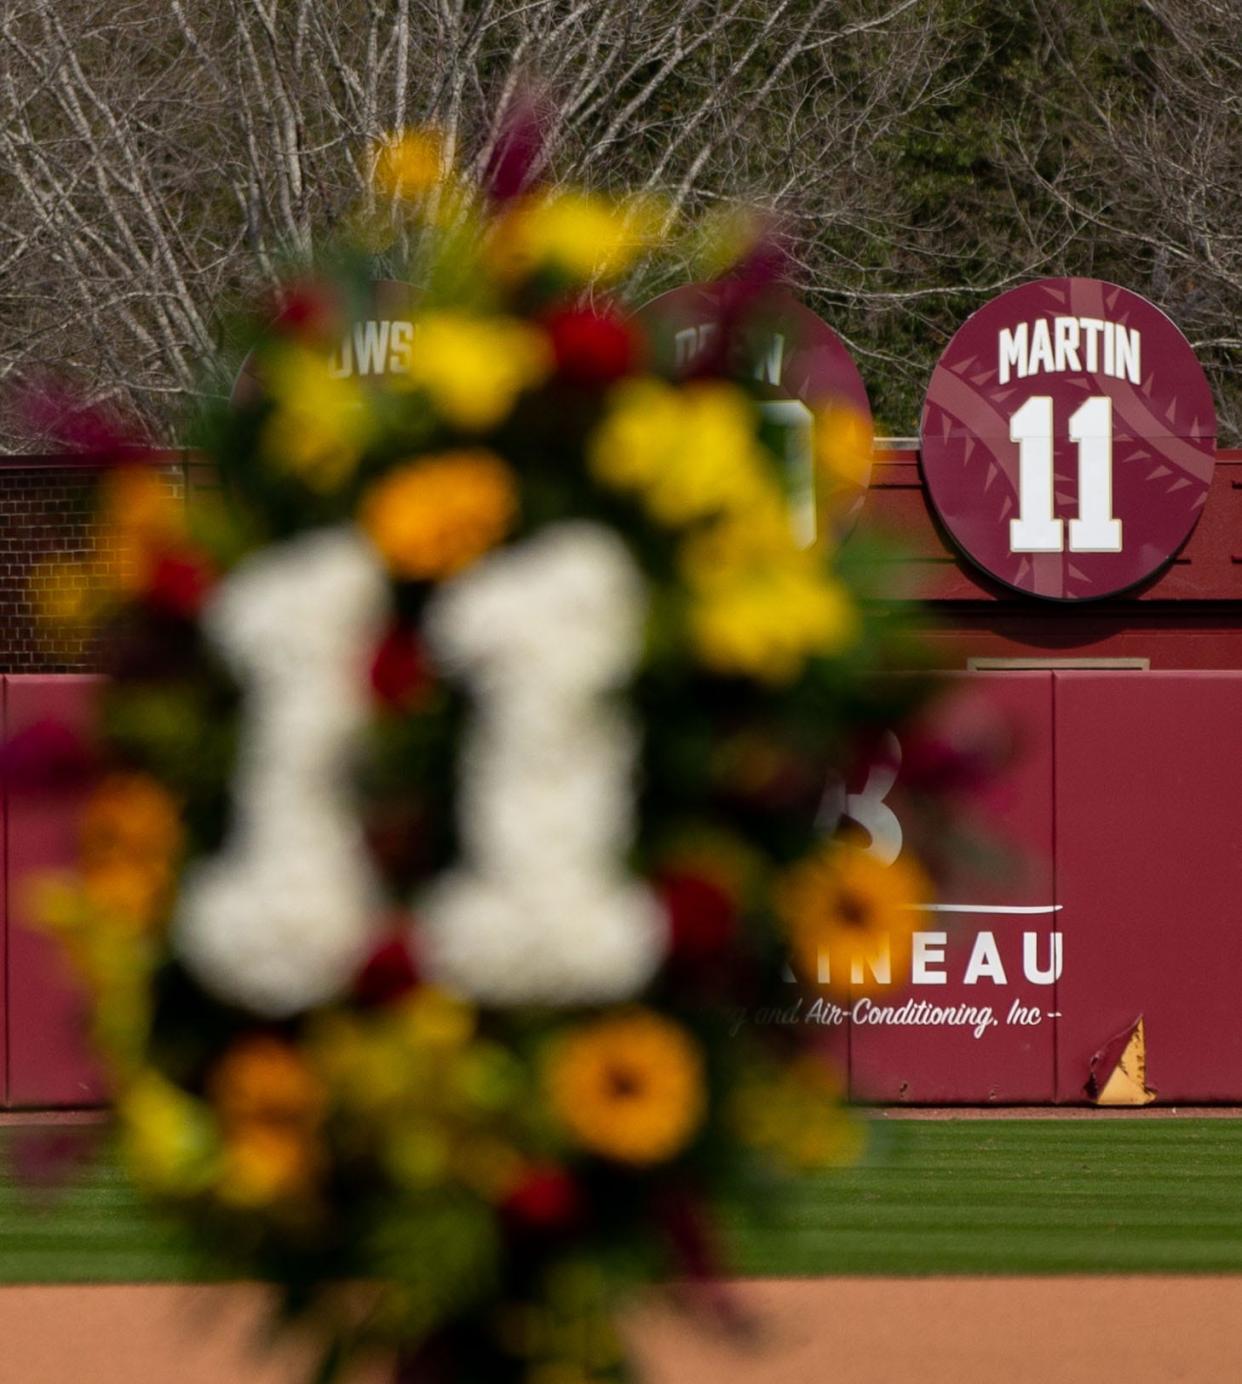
81,773,182,869
260,346,373,490
690,204,769,280
686,558,856,683
776,841,930,997
217,1123,320,1207
400,313,550,431
401,986,477,1050
732,1056,865,1170
545,1010,705,1165
489,191,660,283
360,449,517,580
589,379,769,525
119,1072,218,1194
676,485,857,682
32,469,183,621
309,1014,412,1115
30,558,96,626
813,401,873,533
371,128,445,198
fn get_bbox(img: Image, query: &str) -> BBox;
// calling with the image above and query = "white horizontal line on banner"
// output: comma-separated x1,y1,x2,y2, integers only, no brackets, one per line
905,903,1063,915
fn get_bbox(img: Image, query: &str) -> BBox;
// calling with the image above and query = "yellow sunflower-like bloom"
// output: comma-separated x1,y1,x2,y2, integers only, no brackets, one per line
400,313,550,432
589,379,769,526
371,128,445,198
776,841,931,997
361,449,518,580
489,191,660,284
544,1010,705,1166
260,346,374,491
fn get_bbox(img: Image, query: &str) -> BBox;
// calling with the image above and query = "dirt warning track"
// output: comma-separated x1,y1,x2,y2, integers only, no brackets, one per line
0,1279,1236,1383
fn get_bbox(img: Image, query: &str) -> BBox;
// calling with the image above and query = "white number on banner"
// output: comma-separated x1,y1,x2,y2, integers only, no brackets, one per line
1009,395,1122,555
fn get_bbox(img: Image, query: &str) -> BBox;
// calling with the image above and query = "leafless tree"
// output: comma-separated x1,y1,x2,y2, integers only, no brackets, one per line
998,0,1242,436
0,0,967,446
3,0,1241,446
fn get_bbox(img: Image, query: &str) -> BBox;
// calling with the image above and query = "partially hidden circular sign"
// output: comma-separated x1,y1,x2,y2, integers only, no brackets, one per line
634,283,873,539
921,277,1216,600
232,279,419,407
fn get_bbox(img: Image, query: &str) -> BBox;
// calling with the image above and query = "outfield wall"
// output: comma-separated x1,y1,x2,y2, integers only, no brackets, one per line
2,450,1240,1107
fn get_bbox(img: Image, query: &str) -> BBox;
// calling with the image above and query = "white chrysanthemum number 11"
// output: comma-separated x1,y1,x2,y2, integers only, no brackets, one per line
419,523,668,1006
1009,395,1122,554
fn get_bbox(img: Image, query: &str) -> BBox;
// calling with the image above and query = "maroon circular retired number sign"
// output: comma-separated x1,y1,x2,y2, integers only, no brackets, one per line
634,282,873,537
921,277,1216,600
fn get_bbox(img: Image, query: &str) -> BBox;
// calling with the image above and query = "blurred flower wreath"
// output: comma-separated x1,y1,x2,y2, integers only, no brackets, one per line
25,117,954,1383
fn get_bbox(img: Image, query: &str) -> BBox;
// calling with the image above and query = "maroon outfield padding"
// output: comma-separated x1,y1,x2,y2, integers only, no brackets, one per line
921,278,1216,601
847,673,1057,1104
1053,671,1242,1103
5,675,105,1108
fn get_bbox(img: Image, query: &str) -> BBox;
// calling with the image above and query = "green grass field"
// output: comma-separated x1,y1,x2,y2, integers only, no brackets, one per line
4,1119,1242,1283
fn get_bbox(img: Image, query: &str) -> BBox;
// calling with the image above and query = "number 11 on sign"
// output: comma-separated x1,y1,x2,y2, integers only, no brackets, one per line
1009,395,1122,554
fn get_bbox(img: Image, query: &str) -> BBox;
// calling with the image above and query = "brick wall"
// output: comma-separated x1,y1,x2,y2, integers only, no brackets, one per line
0,462,186,672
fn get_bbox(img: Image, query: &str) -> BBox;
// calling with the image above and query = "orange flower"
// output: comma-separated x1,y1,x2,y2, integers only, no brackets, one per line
210,1036,327,1131
77,773,182,930
360,450,517,580
99,466,185,595
217,1123,320,1207
545,1010,705,1165
81,858,173,932
80,773,182,869
209,1037,328,1207
777,841,930,996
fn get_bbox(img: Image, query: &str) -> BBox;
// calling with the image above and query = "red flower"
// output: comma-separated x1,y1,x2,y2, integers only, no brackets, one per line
145,550,214,619
658,871,737,964
353,930,420,1008
0,718,96,792
543,305,637,385
484,88,547,203
18,379,151,464
370,625,433,711
501,1165,581,1230
271,279,344,346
